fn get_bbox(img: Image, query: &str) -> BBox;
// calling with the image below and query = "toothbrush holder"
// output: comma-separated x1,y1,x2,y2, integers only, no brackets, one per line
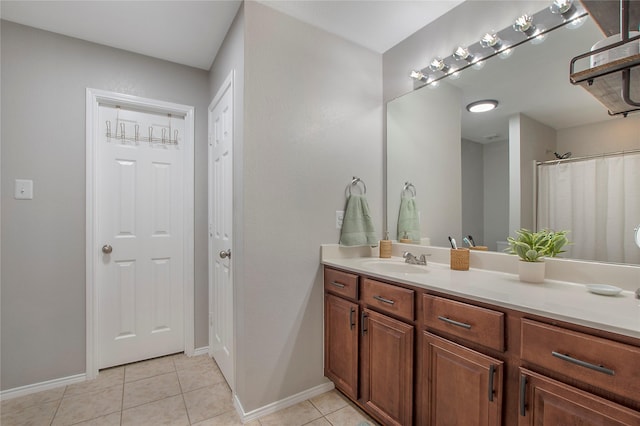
450,248,470,271
469,246,488,251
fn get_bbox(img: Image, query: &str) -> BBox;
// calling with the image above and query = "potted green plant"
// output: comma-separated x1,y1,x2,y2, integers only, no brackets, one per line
505,228,569,283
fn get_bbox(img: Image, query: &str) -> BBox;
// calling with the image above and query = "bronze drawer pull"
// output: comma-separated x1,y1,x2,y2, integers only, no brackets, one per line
330,281,345,288
488,364,495,402
373,295,395,305
438,316,472,329
519,374,527,416
551,351,615,376
349,308,356,330
361,311,368,336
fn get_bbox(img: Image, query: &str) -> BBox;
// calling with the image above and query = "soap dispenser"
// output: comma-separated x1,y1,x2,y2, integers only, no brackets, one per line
379,231,392,258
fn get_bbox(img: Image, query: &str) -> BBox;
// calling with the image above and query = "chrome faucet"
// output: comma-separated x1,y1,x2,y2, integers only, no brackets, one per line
403,251,428,265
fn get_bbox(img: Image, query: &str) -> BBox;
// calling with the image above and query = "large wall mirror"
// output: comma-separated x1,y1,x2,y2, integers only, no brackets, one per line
387,8,640,265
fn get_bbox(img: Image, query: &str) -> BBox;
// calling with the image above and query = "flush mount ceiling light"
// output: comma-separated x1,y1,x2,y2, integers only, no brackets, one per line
513,14,536,36
466,99,498,113
453,46,474,62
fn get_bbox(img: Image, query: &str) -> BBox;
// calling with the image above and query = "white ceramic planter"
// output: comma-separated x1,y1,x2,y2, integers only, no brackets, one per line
518,260,545,283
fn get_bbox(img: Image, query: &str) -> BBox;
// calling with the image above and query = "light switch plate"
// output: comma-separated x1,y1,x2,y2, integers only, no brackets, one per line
14,179,33,200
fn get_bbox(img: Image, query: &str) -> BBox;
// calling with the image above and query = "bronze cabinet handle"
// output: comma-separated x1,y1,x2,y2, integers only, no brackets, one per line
437,316,472,329
551,351,615,376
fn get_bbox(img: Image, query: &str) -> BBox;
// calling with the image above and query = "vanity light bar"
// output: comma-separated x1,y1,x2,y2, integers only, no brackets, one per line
412,1,588,88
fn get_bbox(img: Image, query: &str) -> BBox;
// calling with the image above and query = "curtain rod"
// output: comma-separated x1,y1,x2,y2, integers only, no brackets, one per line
536,148,640,166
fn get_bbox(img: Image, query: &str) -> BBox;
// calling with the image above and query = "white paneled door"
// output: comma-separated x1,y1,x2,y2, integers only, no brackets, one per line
209,72,234,390
97,105,185,369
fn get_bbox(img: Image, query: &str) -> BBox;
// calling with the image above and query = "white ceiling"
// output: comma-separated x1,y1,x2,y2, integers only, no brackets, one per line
0,0,464,70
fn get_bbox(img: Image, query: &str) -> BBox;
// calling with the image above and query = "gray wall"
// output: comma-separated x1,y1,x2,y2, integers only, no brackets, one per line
483,140,509,250
238,1,383,412
557,115,640,155
461,139,484,245
0,21,210,390
387,82,461,246
509,113,556,232
461,139,509,251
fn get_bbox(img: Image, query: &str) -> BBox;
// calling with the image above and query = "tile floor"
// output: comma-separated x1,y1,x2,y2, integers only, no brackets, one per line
1,353,379,426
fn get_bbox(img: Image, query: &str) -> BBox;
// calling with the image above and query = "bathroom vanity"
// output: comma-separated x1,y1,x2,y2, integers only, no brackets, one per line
322,246,640,426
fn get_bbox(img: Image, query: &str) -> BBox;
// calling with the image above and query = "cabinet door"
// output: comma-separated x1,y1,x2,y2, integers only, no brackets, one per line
324,293,358,399
361,308,414,426
420,331,503,426
518,368,640,426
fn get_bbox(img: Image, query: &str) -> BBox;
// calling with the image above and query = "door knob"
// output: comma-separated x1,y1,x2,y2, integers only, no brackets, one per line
219,249,231,259
102,244,113,254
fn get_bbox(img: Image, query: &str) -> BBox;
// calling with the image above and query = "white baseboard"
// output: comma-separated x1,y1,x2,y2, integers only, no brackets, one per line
0,373,86,401
192,346,209,357
236,381,335,423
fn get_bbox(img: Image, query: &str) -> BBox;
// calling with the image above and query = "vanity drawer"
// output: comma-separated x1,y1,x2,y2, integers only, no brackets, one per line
324,268,358,301
422,294,505,351
361,278,414,321
521,319,640,401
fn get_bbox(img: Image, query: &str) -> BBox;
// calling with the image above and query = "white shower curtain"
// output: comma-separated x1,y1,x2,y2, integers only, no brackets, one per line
537,152,640,264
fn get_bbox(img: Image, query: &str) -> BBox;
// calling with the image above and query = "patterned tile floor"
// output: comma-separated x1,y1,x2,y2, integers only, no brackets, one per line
1,353,379,425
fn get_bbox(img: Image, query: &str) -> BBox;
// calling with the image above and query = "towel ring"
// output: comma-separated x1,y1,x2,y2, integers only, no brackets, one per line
346,176,367,196
403,182,416,197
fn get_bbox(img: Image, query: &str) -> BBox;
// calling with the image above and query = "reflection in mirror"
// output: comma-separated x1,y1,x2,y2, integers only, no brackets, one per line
387,13,640,265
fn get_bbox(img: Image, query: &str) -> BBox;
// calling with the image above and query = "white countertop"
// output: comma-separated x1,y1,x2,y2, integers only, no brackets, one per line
322,254,640,340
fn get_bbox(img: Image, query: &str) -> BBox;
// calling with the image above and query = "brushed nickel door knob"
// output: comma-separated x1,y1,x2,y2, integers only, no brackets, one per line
102,244,113,254
219,249,231,259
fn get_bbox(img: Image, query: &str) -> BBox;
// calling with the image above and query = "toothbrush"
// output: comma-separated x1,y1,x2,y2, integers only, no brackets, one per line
467,235,476,247
448,236,458,249
463,237,473,247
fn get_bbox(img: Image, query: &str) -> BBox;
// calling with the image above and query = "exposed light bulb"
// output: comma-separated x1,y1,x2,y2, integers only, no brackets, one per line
429,57,448,72
480,32,501,49
453,46,473,62
550,0,577,19
513,14,536,36
410,70,426,81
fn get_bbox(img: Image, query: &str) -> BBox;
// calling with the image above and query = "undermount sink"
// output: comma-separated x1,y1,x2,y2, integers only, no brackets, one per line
362,260,428,274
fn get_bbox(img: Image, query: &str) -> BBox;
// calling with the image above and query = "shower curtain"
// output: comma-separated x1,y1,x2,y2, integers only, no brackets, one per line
537,152,640,264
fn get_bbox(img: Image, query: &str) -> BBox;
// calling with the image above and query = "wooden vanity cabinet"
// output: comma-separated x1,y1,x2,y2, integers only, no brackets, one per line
323,266,640,426
324,269,415,426
324,269,360,400
518,318,640,425
518,368,640,425
361,308,414,426
360,278,415,425
419,295,505,426
420,332,503,426
324,293,359,400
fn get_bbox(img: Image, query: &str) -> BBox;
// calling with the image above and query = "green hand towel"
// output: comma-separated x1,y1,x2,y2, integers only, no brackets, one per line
339,194,377,246
397,194,420,242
